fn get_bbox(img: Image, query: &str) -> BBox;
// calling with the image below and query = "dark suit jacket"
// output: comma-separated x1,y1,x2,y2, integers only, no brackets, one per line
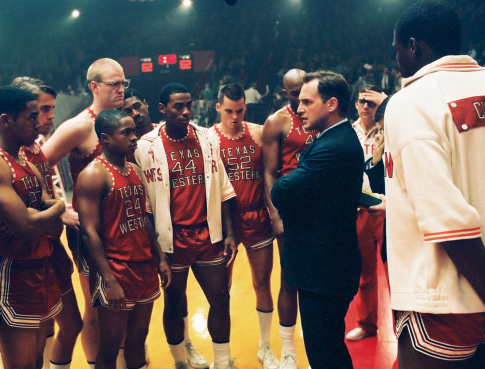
271,121,364,298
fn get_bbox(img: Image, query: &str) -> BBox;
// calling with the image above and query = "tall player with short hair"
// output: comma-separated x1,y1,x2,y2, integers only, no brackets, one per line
77,109,171,369
42,58,129,367
262,69,316,368
135,83,237,369
0,86,66,369
208,84,278,369
11,77,83,369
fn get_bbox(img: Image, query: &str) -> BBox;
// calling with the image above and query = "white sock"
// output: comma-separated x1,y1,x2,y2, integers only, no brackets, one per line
280,324,296,354
212,342,231,369
43,334,54,369
50,362,71,369
184,316,192,344
116,347,126,369
257,310,273,346
87,363,95,369
0,352,3,369
169,341,188,364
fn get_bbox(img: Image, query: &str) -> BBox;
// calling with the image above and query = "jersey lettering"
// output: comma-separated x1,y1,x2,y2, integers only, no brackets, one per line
384,152,393,178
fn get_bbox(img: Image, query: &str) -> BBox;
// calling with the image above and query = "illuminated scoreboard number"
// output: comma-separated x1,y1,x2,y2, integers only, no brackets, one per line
159,54,177,65
140,58,153,73
179,54,192,70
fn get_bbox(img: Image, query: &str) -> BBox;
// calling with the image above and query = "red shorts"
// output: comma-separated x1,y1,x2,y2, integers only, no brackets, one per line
168,224,225,272
49,238,74,295
91,257,161,310
396,310,485,360
0,257,62,328
65,227,90,276
232,206,274,250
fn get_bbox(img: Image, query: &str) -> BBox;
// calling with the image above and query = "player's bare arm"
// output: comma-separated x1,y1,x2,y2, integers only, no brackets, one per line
0,158,65,241
42,113,96,167
221,200,237,267
247,122,264,147
132,164,171,289
262,112,286,237
77,161,126,312
442,238,485,305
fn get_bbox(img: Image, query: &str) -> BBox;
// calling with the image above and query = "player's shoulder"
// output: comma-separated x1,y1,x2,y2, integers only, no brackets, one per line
61,110,93,134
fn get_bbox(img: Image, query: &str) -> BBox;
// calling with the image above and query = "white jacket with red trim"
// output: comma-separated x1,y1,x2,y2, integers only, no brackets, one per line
134,123,236,253
384,55,485,313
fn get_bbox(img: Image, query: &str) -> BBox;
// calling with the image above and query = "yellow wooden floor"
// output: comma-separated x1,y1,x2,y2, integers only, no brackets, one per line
65,235,309,369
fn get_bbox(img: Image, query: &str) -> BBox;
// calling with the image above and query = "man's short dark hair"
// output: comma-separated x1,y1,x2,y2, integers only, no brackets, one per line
374,97,390,123
124,88,145,102
357,84,382,97
218,83,245,104
95,109,129,139
303,71,350,118
395,0,461,57
10,77,57,99
159,83,189,106
0,86,37,120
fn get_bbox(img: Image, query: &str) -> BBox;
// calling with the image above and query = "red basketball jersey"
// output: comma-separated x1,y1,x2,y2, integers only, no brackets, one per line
279,105,316,177
95,157,152,262
161,126,207,226
0,149,52,259
212,122,264,208
20,142,55,199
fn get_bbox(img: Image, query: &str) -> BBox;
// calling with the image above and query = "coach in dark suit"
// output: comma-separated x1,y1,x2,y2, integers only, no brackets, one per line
271,71,364,369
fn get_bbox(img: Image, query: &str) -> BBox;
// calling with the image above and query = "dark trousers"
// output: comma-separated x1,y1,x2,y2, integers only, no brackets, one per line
298,289,354,369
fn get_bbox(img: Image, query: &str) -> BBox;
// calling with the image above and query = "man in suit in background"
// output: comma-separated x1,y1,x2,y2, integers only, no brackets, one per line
271,71,364,369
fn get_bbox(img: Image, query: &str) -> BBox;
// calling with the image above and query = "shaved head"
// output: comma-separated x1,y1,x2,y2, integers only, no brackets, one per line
283,69,305,89
86,58,123,83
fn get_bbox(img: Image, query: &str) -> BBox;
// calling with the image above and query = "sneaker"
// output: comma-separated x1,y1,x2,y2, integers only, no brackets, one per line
279,352,297,369
345,327,376,342
175,362,190,369
257,343,279,369
186,342,209,368
209,358,236,369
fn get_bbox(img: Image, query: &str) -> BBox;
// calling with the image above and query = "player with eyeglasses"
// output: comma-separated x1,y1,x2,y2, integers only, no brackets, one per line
42,58,129,369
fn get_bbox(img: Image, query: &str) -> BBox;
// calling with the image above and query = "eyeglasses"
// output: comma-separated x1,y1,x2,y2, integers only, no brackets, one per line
356,99,376,108
95,80,130,89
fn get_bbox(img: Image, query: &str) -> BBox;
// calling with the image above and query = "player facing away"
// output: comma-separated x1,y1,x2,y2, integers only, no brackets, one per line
11,76,83,369
77,110,171,369
207,83,278,369
135,83,237,369
262,69,316,369
121,87,209,368
42,58,129,368
0,86,66,369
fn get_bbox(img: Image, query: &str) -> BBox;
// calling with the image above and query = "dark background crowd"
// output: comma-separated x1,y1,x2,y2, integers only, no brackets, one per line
1,0,484,123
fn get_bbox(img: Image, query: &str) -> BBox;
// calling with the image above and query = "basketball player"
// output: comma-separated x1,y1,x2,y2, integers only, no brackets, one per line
122,87,208,368
135,83,237,369
42,58,129,367
77,110,171,369
121,89,157,138
262,69,316,368
208,83,278,369
0,86,66,369
11,77,83,369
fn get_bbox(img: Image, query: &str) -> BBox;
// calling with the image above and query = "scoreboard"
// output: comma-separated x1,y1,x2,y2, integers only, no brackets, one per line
140,53,193,74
